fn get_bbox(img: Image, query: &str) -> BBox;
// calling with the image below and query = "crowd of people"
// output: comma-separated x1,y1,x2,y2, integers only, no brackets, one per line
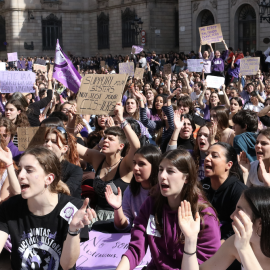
0,39,270,270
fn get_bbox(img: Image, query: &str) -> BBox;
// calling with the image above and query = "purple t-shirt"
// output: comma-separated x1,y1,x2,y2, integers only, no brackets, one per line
212,50,229,72
227,59,240,78
203,104,210,120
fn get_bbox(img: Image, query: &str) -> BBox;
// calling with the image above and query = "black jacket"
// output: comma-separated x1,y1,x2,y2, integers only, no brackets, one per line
61,160,83,199
201,175,247,240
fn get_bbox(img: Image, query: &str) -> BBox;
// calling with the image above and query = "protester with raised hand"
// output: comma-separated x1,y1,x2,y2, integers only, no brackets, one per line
198,40,214,78
179,187,270,270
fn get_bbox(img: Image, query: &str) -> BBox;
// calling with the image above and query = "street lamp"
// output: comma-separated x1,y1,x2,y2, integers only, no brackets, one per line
259,0,270,23
133,15,143,36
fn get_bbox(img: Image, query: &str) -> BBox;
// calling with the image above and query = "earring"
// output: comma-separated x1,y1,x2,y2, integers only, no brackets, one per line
256,227,261,237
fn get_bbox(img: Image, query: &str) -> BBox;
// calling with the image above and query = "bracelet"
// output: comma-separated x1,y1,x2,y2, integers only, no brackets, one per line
120,120,128,129
68,227,81,236
6,163,13,168
114,205,122,211
183,249,197,256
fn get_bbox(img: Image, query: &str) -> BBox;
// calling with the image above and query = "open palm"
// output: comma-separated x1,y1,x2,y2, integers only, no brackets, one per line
178,201,200,239
0,146,13,165
237,151,250,174
105,185,122,209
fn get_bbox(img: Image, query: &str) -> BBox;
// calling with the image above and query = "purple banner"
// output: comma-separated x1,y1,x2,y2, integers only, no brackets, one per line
53,40,81,93
7,52,18,62
131,45,144,54
76,231,151,270
17,60,26,69
0,71,36,93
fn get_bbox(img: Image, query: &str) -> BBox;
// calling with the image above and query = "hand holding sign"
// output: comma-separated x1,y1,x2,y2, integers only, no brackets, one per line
69,198,97,232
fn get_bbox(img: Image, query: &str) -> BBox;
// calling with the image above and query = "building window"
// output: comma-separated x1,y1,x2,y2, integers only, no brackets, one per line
42,13,62,51
238,4,256,54
175,9,179,47
122,8,136,48
0,16,6,52
97,12,109,50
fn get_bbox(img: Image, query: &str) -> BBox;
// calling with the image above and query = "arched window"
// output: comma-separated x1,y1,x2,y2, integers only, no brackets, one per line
122,8,136,48
42,14,62,51
97,12,109,50
238,5,256,54
0,16,6,52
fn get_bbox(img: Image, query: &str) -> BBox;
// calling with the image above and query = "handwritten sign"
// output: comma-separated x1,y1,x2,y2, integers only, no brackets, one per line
163,64,171,75
33,64,47,72
240,57,260,76
7,52,18,62
0,62,6,71
17,60,26,69
187,59,204,72
119,62,134,77
35,58,47,66
77,74,128,115
100,61,106,68
134,68,145,80
206,75,225,89
0,71,36,93
76,231,151,270
199,24,223,45
18,127,46,151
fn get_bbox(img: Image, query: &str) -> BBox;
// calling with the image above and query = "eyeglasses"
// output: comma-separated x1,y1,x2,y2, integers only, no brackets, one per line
97,115,109,119
56,126,68,142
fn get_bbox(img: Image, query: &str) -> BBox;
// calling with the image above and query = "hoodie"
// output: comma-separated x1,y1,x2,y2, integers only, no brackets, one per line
124,196,220,270
212,50,229,72
201,175,247,240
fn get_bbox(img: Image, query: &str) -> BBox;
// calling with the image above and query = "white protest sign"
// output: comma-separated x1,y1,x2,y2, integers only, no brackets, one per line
240,58,260,76
187,59,204,72
206,75,225,89
0,62,6,71
264,47,270,57
266,56,270,63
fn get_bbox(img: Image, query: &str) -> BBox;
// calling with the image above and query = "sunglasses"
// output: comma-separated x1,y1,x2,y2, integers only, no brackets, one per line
56,126,68,142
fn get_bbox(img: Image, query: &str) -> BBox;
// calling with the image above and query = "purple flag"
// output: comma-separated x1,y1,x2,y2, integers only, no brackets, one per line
53,40,81,93
131,45,144,54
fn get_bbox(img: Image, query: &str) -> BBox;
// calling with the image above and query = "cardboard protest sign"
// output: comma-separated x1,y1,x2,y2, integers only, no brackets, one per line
134,68,145,80
240,57,260,76
100,61,106,68
18,127,47,151
33,64,47,72
77,74,128,115
206,75,225,89
187,59,204,72
0,62,6,71
199,24,223,45
7,52,18,62
119,62,134,77
163,64,171,75
36,58,47,66
178,59,185,68
17,60,26,69
77,231,151,269
0,71,36,93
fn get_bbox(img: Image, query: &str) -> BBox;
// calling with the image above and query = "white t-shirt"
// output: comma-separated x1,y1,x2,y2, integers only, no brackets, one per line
247,160,266,187
244,102,264,113
190,91,202,102
139,57,147,69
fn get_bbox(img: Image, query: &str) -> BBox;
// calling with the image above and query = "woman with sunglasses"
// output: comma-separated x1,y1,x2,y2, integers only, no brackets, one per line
68,102,140,221
44,126,83,198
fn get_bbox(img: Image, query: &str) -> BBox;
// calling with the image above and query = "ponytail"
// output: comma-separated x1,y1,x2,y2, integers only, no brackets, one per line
54,180,71,196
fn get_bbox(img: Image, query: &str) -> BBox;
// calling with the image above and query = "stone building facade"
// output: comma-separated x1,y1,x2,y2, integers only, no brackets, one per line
0,0,268,59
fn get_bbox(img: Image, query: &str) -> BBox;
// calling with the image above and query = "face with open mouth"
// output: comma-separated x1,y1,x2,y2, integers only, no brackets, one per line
255,134,270,160
197,126,210,152
102,134,123,154
204,145,233,178
125,99,137,115
180,119,193,139
132,154,152,189
18,154,50,199
158,159,187,198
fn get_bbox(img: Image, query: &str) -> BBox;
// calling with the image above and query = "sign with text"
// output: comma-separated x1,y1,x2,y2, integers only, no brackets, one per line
77,74,128,115
18,127,46,151
33,64,47,72
0,71,36,93
134,68,145,80
0,62,6,71
76,231,151,270
7,52,18,62
100,61,106,68
119,62,134,77
199,24,223,45
206,75,225,89
240,57,260,76
131,45,144,55
187,59,204,72
17,60,26,69
163,64,171,75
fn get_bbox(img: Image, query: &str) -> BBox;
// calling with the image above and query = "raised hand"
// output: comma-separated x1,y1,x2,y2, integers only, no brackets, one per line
39,113,45,123
74,123,84,135
0,146,13,165
174,110,184,130
104,186,122,210
67,103,77,121
114,102,124,122
258,157,270,186
232,210,253,251
106,116,115,127
209,122,217,144
237,151,250,175
178,200,200,239
69,198,97,232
